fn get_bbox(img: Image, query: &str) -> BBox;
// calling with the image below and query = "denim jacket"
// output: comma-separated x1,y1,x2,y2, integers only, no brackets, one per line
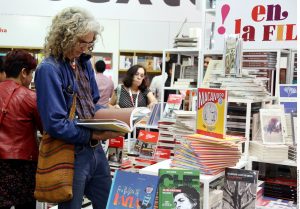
35,54,99,144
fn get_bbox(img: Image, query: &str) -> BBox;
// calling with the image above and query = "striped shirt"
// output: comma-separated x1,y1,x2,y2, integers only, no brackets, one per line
75,62,95,119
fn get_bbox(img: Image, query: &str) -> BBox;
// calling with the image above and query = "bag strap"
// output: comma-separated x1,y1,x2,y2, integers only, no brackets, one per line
116,84,122,105
69,93,77,120
0,85,21,125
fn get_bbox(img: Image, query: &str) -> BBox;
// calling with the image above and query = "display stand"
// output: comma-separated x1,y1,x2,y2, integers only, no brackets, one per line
228,97,276,162
139,158,247,209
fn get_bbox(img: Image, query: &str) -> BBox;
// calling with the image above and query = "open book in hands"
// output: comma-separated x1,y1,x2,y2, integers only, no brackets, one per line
77,107,151,134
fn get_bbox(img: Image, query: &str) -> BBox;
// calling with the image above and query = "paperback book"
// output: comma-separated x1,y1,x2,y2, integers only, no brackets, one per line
196,88,228,138
162,94,183,120
133,130,159,159
77,107,151,133
223,168,258,209
158,169,200,209
106,170,159,209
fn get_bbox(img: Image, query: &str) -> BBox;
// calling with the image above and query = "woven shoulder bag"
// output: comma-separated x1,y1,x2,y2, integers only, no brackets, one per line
34,94,77,203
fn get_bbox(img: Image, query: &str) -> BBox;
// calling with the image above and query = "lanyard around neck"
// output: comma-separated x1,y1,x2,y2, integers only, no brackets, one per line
128,88,140,107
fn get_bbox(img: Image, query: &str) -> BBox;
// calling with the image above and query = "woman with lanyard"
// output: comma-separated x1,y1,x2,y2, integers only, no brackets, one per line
109,64,157,109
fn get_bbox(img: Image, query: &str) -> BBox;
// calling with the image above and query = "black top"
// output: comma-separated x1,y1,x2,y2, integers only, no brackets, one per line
116,85,149,108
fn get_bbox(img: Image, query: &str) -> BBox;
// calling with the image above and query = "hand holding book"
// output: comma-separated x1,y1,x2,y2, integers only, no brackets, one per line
77,107,151,133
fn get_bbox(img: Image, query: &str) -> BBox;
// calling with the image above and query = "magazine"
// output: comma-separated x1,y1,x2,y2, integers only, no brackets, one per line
77,107,151,133
106,170,159,209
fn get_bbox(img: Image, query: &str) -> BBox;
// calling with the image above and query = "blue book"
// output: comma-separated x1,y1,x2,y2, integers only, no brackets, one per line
279,84,297,98
106,170,159,209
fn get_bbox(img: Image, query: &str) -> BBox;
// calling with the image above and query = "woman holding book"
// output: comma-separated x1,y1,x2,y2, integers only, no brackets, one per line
34,7,121,209
109,64,157,109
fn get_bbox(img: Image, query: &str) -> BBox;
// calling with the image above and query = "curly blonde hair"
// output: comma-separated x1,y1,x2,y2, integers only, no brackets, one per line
44,7,101,59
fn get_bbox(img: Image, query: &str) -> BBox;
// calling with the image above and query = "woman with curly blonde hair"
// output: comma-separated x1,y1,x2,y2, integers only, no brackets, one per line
34,7,122,209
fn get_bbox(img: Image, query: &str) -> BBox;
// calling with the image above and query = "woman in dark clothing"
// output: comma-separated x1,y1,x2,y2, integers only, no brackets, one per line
109,64,157,109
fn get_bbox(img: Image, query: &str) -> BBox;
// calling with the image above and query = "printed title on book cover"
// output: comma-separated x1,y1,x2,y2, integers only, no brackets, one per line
196,88,228,139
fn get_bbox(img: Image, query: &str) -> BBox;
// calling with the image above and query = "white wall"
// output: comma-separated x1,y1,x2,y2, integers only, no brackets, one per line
0,1,203,86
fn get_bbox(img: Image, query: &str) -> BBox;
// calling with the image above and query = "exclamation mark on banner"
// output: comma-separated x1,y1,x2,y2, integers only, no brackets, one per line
217,4,230,35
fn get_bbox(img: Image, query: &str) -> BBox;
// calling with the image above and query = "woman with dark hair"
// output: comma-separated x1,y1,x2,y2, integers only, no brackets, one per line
173,186,200,209
109,64,157,109
0,50,43,209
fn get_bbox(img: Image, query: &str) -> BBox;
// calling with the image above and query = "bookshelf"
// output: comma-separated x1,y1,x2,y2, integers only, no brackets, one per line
289,50,297,84
118,50,162,83
160,48,202,118
0,46,43,90
242,49,291,96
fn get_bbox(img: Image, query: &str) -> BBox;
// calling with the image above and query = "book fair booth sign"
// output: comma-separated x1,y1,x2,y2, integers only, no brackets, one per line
213,0,297,50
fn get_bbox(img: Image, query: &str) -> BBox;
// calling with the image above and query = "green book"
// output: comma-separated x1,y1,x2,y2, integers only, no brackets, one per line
158,169,200,209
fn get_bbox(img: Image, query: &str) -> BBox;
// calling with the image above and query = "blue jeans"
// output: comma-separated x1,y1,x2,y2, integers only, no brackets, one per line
58,144,112,209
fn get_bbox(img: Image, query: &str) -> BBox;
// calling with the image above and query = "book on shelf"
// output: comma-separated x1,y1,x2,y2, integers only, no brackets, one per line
223,168,258,209
196,88,228,139
162,94,183,120
106,170,159,209
170,63,182,87
158,169,200,209
119,55,134,70
77,107,151,133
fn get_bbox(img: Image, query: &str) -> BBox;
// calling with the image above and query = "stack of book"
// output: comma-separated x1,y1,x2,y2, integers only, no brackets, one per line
263,177,297,203
256,196,297,209
227,102,261,137
242,51,277,93
157,121,177,157
249,141,288,162
173,37,198,48
169,110,196,135
288,145,297,161
171,134,242,175
210,75,271,99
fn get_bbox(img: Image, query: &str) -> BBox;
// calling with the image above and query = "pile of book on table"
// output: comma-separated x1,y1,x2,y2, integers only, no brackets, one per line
170,134,244,175
249,141,288,162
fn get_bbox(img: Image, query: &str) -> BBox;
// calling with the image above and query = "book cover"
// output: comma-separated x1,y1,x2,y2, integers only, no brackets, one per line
259,108,285,144
107,137,124,168
133,130,159,159
196,88,228,139
224,35,238,75
106,170,159,209
158,169,200,209
223,168,258,209
77,107,151,133
162,94,183,120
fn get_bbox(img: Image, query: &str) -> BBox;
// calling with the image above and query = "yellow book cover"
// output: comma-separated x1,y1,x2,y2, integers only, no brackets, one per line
196,88,228,138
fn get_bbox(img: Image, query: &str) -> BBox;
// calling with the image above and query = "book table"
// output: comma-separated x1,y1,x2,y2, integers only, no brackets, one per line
139,158,247,209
